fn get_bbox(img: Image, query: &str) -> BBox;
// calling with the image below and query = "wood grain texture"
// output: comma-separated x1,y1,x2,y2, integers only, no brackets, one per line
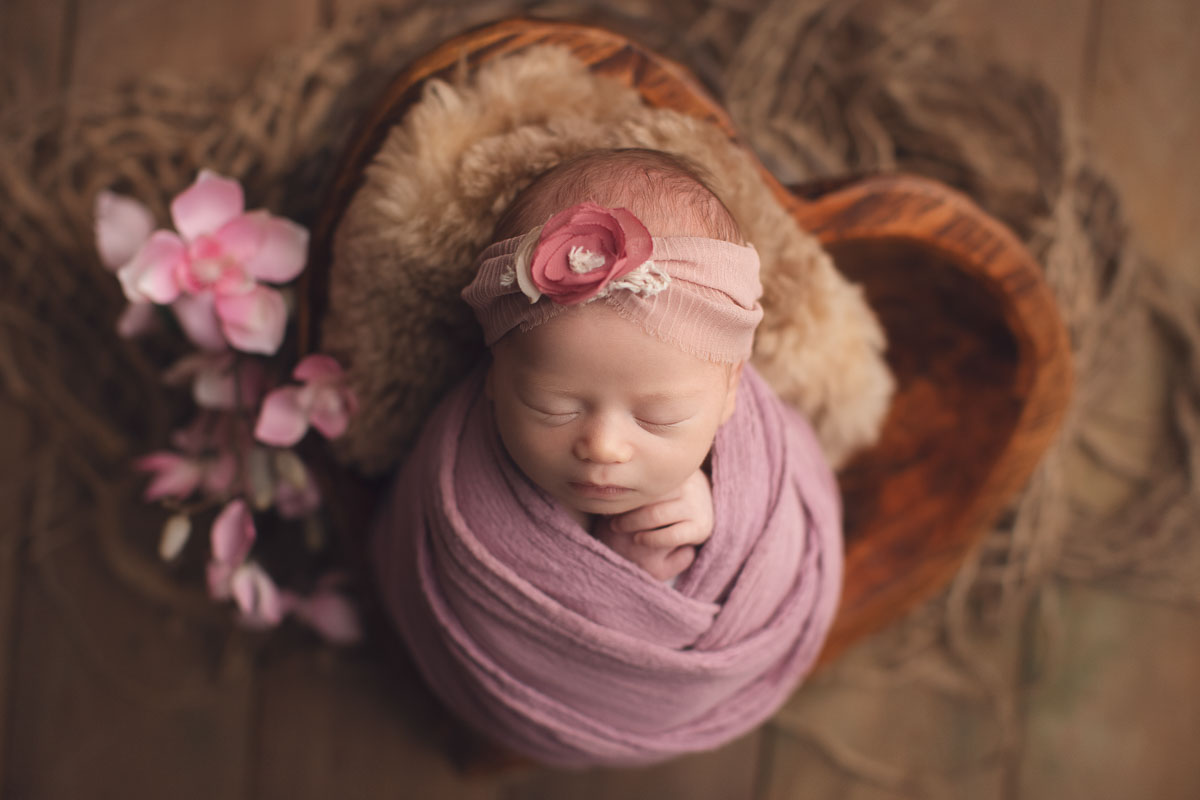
505,730,762,800
0,0,72,109
5,508,256,800
253,647,503,800
68,0,323,93
0,401,36,795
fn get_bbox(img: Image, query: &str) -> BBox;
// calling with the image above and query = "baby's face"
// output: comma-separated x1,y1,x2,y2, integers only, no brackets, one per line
487,304,740,521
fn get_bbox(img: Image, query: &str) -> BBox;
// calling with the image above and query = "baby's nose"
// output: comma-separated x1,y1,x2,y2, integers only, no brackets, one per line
574,415,633,464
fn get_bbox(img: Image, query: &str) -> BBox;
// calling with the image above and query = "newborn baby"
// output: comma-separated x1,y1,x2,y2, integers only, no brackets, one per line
372,147,842,766
479,149,751,582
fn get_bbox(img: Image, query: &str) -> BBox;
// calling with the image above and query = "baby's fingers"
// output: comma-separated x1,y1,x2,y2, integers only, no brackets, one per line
609,499,686,534
635,521,707,549
646,545,697,583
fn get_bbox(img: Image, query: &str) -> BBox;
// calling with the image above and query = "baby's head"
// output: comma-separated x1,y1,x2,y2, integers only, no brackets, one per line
463,149,763,521
491,148,743,243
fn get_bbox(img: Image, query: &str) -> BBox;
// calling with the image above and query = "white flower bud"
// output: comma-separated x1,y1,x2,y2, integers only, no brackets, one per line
273,449,309,489
246,447,275,511
159,513,192,561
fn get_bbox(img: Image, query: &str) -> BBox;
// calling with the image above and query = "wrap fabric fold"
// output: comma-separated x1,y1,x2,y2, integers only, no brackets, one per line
371,363,843,767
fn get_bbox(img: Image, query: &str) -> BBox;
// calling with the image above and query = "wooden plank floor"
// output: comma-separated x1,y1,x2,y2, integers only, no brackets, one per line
2,1,1198,798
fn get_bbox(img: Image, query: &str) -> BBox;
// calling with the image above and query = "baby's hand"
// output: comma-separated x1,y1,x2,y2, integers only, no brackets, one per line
594,469,714,582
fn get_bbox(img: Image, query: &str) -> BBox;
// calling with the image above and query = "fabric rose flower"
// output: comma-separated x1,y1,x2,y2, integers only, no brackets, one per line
516,202,654,305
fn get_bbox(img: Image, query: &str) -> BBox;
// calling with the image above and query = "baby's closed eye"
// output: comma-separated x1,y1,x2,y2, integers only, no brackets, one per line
635,417,686,432
531,408,578,425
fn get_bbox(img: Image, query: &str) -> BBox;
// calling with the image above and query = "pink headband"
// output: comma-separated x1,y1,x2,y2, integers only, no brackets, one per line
462,203,763,363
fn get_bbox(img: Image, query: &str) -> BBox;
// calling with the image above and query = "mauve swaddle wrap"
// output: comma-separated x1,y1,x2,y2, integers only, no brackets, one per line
371,363,843,767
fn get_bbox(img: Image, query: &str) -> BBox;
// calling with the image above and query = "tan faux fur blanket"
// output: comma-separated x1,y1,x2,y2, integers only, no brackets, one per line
324,46,893,474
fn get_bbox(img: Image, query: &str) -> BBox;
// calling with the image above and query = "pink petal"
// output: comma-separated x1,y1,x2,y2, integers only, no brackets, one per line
292,353,343,383
210,499,255,566
95,191,156,269
609,206,654,266
116,301,159,338
171,293,228,351
214,285,287,355
216,211,309,284
292,590,363,644
171,170,245,242
210,212,264,261
117,231,185,304
307,385,350,439
135,452,204,501
253,386,309,446
231,563,288,627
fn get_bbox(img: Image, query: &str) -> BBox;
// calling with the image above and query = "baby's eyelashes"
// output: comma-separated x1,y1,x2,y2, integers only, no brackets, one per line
522,398,690,433
635,417,684,432
518,396,578,422
536,411,578,426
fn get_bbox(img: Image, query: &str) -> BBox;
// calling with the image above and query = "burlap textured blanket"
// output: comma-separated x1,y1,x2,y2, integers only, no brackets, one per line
371,364,842,766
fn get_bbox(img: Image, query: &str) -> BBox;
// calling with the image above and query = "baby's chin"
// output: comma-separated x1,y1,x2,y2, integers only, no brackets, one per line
556,489,646,521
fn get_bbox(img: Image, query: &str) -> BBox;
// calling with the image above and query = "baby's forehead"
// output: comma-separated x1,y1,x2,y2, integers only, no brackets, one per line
494,305,731,390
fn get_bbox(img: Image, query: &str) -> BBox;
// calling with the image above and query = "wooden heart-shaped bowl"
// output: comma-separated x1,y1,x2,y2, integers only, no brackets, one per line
301,18,1072,667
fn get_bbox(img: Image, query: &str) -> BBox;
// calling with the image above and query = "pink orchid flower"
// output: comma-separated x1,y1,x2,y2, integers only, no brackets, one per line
205,501,290,629
96,191,159,338
96,190,157,271
231,562,291,629
206,499,256,600
170,292,228,352
135,450,237,502
100,170,308,355
289,587,363,644
254,354,356,447
115,302,160,338
95,190,232,348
